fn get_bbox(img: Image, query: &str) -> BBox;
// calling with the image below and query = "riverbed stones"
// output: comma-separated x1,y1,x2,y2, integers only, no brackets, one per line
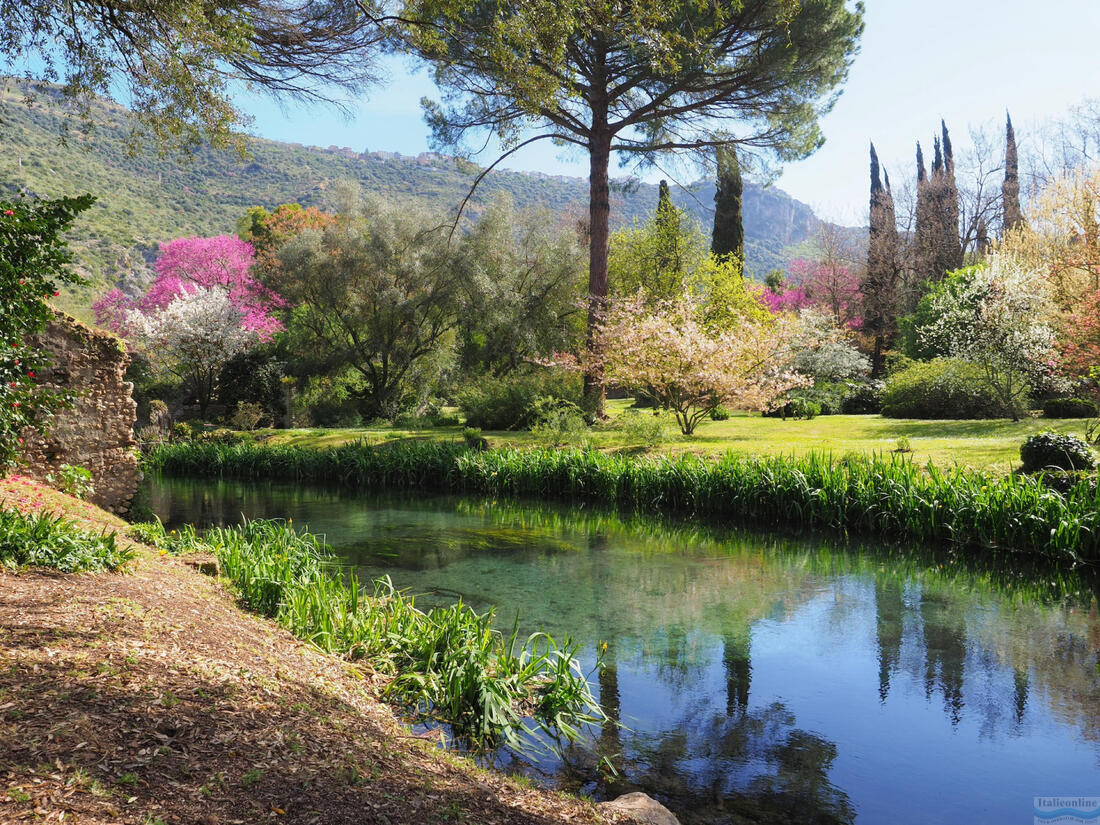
597,792,681,825
20,313,139,514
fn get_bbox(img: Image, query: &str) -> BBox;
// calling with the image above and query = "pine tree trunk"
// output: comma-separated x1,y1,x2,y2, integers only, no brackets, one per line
584,128,612,419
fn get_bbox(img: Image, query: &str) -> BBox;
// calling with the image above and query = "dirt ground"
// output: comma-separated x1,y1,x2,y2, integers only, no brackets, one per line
0,477,629,825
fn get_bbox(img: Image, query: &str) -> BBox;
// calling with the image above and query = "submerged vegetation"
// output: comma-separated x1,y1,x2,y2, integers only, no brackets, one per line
136,517,604,750
147,440,1100,562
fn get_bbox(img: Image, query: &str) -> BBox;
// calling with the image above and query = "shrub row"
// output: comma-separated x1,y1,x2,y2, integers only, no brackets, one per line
881,358,1026,419
146,441,1100,562
139,518,602,750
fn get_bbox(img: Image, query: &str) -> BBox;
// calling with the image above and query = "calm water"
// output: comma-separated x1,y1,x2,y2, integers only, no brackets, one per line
142,475,1100,825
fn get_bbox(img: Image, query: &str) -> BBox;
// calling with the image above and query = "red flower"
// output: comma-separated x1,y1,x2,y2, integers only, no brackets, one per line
52,291,59,297
26,370,34,378
2,210,13,216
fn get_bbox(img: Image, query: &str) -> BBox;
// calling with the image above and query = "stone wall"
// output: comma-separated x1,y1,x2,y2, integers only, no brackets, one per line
20,314,139,514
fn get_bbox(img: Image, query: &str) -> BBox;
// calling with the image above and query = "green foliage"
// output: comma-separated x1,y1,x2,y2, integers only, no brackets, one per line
1020,432,1097,473
145,518,604,750
0,509,132,572
457,370,583,431
712,145,745,260
528,398,589,448
0,194,93,468
462,427,488,450
766,382,852,418
147,440,1100,561
275,199,463,421
618,410,671,446
839,381,884,415
709,405,731,421
1042,397,1099,419
229,402,265,432
609,205,707,302
47,464,95,500
881,358,1028,420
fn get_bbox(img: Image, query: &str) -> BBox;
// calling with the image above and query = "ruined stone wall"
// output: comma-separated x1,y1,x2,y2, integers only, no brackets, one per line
20,314,139,514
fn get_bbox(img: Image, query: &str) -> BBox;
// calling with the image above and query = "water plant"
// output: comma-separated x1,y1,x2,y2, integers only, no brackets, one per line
145,440,1100,562
141,517,604,750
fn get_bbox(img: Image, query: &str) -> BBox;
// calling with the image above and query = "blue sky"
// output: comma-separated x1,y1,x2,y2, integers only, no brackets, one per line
241,1,1100,225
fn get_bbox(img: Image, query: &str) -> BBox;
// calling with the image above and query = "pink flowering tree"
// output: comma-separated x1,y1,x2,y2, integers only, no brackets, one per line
94,235,285,416
786,258,863,329
595,294,809,435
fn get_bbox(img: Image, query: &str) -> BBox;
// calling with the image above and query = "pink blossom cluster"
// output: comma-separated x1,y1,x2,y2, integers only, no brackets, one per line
94,235,285,340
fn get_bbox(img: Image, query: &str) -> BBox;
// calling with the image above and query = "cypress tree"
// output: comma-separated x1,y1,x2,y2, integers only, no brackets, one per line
864,142,900,377
711,144,745,266
1003,111,1024,234
654,179,683,282
940,121,963,272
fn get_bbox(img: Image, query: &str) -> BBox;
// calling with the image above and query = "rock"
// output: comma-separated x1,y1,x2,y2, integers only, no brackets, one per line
183,554,219,577
598,792,680,825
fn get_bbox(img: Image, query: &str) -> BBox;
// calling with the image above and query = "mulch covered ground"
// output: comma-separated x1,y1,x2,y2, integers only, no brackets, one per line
0,477,629,825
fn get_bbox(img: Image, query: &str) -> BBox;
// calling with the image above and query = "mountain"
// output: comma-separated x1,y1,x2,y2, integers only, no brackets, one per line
0,82,844,314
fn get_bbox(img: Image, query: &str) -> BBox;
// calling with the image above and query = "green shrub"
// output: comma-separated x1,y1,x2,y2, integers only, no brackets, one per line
1042,397,1099,419
48,464,94,500
0,509,132,572
528,397,589,447
881,358,1027,419
764,397,822,420
462,427,489,450
840,381,883,414
709,405,731,421
618,410,670,446
1020,432,1097,473
457,370,582,430
229,402,265,431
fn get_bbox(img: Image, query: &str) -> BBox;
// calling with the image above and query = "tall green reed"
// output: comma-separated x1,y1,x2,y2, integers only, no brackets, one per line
146,441,1100,562
142,517,603,751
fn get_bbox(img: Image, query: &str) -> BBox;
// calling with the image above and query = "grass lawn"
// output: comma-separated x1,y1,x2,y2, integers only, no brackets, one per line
250,400,1094,474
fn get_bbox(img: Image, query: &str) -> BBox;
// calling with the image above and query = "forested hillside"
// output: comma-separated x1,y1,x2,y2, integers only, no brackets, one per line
0,82,834,312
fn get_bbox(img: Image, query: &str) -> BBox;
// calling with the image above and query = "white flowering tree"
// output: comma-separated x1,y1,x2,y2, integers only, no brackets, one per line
918,253,1058,421
788,309,871,382
127,286,258,417
597,294,808,435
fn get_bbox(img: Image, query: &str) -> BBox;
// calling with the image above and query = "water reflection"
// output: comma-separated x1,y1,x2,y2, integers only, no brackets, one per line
144,475,1100,825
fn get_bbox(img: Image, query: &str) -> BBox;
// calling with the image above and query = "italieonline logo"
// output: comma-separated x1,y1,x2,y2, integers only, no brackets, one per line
1034,797,1100,824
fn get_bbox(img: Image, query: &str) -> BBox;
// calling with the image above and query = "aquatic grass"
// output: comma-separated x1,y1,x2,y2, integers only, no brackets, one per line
144,517,603,751
0,508,133,573
146,441,1100,562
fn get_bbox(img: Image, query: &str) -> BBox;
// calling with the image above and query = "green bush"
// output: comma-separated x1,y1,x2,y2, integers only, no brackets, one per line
709,405,731,421
0,509,132,572
881,358,1027,419
1042,397,1099,419
840,381,883,414
1020,432,1097,473
528,397,589,447
618,410,670,446
457,370,582,430
48,464,94,500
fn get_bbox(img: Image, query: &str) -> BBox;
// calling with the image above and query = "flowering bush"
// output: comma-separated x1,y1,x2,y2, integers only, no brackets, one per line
595,294,808,435
0,195,94,468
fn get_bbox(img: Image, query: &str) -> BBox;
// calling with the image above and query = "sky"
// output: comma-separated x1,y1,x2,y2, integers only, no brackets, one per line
241,1,1100,225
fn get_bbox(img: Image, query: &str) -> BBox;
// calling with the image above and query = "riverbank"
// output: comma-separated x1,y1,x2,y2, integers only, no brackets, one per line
248,405,1094,474
146,440,1100,562
0,477,633,825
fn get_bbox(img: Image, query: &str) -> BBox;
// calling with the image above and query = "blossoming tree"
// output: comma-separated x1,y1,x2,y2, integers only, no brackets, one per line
917,253,1058,421
596,294,808,435
94,235,284,416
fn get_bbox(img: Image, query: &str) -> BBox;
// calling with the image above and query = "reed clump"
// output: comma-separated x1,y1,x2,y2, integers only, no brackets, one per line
146,441,1100,562
141,518,603,750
